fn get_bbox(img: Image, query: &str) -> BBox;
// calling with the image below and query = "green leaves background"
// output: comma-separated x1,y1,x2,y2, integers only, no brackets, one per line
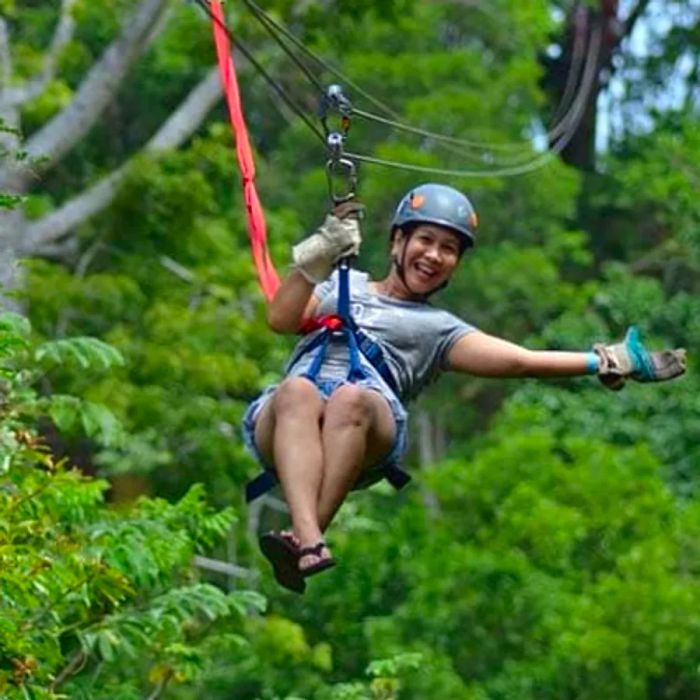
2,1,699,698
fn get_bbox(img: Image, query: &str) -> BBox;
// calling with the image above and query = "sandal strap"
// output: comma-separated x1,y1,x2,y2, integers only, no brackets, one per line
299,541,327,557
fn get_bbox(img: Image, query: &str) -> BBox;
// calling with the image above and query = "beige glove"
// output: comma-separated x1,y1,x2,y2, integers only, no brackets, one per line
594,326,687,391
292,201,364,283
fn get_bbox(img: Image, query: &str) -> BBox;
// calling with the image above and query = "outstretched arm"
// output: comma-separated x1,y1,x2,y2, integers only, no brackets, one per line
445,331,592,378
446,328,687,388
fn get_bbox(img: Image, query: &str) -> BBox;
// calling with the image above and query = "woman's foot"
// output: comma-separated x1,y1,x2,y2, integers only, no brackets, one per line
298,541,335,578
259,531,306,594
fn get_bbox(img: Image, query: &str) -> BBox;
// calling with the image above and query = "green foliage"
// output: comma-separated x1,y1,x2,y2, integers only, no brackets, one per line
0,314,265,699
0,192,26,209
9,2,700,698
35,336,125,370
281,421,700,700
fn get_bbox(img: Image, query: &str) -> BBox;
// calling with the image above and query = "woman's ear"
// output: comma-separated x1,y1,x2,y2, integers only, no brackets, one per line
390,226,405,255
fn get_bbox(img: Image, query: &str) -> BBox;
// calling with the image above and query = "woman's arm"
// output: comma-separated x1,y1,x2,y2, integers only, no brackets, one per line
266,270,321,334
445,331,591,378
267,201,364,334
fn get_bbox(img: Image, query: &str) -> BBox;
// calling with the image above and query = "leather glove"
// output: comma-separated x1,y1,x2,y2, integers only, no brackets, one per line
292,201,364,284
593,326,687,391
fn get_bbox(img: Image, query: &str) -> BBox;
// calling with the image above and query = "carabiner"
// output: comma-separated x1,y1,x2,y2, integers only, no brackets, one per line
326,154,357,205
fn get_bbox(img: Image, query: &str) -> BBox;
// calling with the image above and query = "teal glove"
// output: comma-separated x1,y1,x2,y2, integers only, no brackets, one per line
593,327,687,391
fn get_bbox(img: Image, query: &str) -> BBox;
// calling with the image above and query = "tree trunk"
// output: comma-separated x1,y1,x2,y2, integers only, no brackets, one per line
542,0,649,171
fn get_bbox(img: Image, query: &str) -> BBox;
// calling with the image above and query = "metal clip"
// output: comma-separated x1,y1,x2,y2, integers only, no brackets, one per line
326,152,357,204
319,84,357,204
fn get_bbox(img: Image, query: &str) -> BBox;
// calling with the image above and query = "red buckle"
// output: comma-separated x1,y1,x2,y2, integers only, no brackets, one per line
300,314,344,334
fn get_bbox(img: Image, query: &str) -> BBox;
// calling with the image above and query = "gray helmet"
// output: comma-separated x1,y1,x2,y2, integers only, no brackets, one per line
391,183,478,248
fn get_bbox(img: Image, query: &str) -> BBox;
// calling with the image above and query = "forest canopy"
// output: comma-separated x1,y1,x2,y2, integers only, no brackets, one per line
0,1,698,698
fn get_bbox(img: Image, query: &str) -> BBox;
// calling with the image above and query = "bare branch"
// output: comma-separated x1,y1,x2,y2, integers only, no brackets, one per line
622,0,653,39
0,0,172,192
34,237,80,260
0,17,11,90
0,18,20,152
159,255,197,283
20,67,221,253
2,0,79,110
50,650,87,692
193,555,254,579
146,66,219,150
145,669,174,700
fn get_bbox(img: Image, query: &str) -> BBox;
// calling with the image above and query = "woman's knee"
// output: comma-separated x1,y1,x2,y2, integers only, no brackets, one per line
273,376,323,416
324,384,374,429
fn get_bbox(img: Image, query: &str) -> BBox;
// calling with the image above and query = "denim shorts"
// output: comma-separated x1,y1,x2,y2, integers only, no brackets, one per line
242,375,408,491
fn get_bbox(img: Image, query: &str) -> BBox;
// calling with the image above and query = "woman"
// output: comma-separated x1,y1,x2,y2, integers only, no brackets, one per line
243,183,686,593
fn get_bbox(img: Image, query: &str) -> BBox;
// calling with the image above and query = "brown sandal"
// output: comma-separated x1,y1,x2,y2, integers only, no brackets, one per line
259,531,306,594
299,541,336,578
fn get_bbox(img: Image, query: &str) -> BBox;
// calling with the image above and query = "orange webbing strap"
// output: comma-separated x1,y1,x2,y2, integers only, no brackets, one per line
210,0,280,302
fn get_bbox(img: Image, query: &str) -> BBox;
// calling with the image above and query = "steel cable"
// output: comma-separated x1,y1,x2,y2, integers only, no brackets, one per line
345,25,602,179
240,0,593,162
199,0,601,178
193,0,326,146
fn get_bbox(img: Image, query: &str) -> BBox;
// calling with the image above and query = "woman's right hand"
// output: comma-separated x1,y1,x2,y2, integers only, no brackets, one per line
291,201,364,283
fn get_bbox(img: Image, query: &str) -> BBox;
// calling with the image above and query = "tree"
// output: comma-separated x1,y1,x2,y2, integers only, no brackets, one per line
542,0,700,170
0,311,265,699
0,0,221,295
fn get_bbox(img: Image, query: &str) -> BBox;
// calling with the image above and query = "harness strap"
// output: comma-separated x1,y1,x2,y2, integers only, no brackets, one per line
245,470,278,503
245,265,412,502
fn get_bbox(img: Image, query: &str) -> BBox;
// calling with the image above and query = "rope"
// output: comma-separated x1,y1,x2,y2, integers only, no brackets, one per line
194,0,326,146
206,0,280,300
241,0,326,95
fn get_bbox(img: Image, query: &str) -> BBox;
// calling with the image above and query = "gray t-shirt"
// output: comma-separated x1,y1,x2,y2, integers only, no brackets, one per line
285,270,476,404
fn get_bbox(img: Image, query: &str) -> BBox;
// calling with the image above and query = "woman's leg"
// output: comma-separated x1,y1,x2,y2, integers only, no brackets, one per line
254,377,326,551
314,384,396,545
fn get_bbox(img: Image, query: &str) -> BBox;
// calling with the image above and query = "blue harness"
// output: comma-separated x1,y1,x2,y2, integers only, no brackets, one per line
244,262,412,502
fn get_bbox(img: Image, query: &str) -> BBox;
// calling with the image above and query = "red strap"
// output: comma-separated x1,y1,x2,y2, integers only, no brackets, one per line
210,1,280,302
300,314,344,334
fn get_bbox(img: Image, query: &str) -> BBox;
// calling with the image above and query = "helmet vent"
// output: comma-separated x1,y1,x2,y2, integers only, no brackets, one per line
410,193,425,209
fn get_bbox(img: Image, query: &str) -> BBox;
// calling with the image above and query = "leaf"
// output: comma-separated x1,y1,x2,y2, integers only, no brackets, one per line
79,402,124,447
0,193,26,210
227,590,267,616
34,337,125,370
0,312,31,338
47,394,81,432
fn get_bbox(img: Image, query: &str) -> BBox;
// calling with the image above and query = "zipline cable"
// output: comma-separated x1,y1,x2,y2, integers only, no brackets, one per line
240,0,593,161
197,0,600,178
240,0,327,96
193,0,326,146
550,4,590,129
240,0,400,121
344,25,602,179
345,12,593,160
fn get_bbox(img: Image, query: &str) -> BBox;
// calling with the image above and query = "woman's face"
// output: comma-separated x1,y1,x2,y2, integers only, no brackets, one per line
391,223,462,294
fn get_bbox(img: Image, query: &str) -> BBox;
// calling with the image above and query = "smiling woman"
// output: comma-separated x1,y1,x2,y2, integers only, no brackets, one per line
243,183,687,594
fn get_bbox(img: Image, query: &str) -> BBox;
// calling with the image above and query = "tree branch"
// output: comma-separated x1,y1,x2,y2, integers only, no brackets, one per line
19,66,220,254
2,0,78,110
192,555,253,579
145,668,174,700
622,0,653,39
0,0,172,192
0,18,20,152
50,650,87,692
0,17,11,91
